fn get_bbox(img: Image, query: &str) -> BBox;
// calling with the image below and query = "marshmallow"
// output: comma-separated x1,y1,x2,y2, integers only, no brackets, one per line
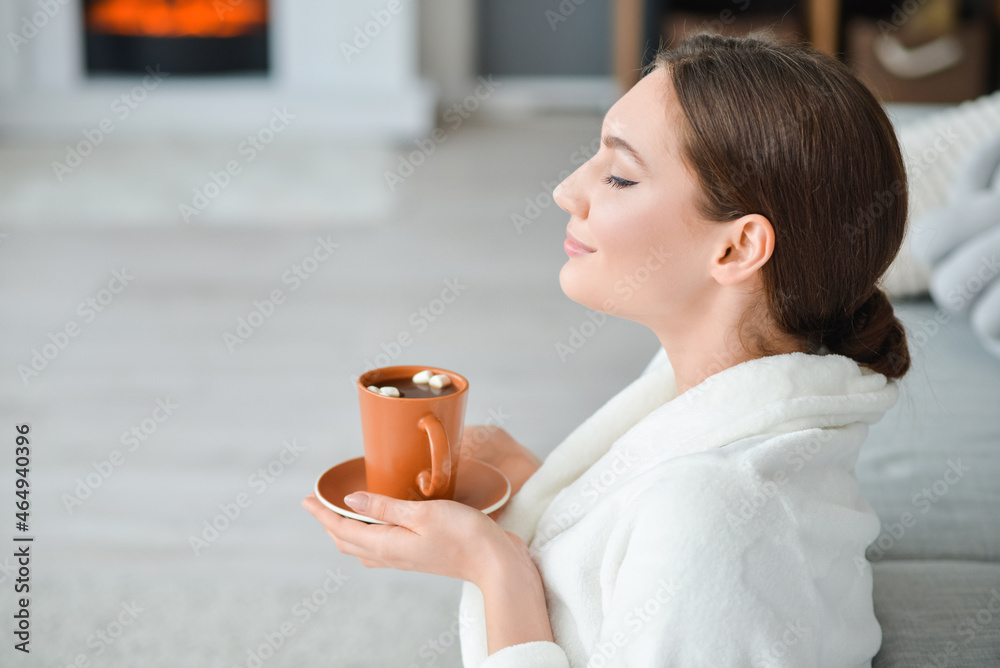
378,386,401,397
367,385,380,393
413,369,434,384
428,374,452,389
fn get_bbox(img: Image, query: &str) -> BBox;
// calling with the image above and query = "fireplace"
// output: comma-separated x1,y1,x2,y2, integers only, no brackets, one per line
84,0,269,75
0,1,434,143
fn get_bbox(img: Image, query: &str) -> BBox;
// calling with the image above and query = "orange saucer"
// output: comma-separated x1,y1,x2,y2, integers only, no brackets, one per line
314,456,511,524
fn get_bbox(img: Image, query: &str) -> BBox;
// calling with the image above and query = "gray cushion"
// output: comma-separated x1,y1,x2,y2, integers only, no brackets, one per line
857,298,1000,563
872,560,1000,668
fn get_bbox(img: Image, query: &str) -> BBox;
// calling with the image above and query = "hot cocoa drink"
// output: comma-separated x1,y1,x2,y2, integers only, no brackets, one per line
369,376,458,399
357,365,469,500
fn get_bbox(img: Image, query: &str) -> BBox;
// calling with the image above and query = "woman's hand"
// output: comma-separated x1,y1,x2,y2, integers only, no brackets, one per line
301,490,526,588
302,490,556,652
460,426,542,514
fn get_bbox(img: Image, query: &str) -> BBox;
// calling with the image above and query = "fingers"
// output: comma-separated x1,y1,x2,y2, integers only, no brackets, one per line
302,492,421,557
302,494,369,543
347,492,419,529
322,528,368,558
302,495,385,564
301,493,342,527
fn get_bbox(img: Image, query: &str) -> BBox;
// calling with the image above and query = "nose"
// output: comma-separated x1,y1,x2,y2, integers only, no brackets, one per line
553,166,588,220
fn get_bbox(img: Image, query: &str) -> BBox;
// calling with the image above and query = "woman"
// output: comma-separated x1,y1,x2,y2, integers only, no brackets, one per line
302,31,910,667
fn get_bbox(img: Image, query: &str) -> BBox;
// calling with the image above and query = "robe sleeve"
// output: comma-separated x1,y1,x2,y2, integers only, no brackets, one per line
479,640,570,667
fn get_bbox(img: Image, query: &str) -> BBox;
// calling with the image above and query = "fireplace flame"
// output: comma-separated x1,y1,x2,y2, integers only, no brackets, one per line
86,0,267,38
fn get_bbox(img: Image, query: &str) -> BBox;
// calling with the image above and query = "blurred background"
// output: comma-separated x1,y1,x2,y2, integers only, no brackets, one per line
2,1,999,666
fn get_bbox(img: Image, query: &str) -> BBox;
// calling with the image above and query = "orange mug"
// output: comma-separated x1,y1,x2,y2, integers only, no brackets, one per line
357,365,468,501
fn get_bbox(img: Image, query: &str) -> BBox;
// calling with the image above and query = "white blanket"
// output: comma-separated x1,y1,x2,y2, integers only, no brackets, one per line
459,349,898,667
910,131,1000,359
881,88,1000,297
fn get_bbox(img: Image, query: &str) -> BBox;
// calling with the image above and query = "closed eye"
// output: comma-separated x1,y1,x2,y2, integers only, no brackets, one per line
603,175,638,190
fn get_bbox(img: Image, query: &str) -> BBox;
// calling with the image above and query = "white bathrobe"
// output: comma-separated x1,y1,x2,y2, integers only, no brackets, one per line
458,349,895,667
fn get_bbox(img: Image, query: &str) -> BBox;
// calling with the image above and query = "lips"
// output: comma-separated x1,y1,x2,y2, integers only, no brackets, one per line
565,229,596,256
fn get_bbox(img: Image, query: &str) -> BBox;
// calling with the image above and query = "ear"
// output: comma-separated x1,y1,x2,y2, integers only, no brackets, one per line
709,213,775,286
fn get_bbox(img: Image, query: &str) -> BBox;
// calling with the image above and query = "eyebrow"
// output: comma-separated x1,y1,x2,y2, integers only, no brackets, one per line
601,118,648,172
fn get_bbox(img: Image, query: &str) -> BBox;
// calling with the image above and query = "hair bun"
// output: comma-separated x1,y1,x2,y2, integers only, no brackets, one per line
822,288,910,378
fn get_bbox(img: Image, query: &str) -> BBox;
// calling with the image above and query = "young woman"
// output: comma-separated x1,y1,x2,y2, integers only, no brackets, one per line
303,31,910,667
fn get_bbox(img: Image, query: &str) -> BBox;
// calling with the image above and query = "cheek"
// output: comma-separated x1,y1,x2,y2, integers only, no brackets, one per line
598,203,707,304
560,211,653,303
592,199,667,268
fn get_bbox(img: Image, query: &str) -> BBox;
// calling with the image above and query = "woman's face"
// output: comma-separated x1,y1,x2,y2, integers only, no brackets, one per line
553,66,723,326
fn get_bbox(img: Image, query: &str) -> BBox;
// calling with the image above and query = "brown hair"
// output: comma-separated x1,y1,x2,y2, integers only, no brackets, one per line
649,31,911,379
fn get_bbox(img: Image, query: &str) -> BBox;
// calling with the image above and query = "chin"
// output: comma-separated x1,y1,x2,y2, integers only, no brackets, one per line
559,262,607,312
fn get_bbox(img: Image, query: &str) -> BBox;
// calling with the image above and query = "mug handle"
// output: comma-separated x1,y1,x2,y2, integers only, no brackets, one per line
416,414,451,497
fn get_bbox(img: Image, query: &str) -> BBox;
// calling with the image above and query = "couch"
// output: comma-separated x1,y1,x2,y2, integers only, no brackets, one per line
856,296,1000,667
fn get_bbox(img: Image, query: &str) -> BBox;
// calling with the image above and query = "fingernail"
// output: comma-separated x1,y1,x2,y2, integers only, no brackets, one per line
344,492,368,512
